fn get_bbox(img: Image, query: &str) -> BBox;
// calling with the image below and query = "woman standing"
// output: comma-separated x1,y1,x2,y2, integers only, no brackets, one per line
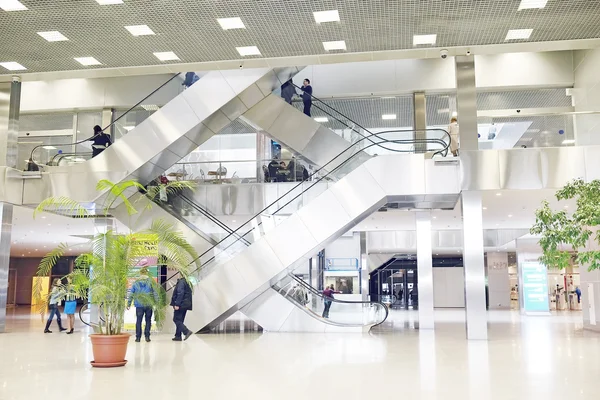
44,278,66,333
448,117,459,157
64,277,77,334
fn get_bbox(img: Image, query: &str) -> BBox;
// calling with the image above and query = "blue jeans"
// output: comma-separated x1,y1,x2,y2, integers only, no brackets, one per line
45,304,64,330
135,306,153,339
322,300,332,318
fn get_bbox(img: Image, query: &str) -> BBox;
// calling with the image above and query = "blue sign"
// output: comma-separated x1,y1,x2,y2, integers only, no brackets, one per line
521,261,549,313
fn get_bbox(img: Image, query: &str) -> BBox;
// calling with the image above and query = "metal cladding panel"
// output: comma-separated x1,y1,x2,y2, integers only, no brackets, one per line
297,189,352,244
264,213,318,267
239,93,286,132
329,164,387,220
185,123,216,147
240,288,294,332
424,159,460,195
220,68,272,95
460,150,501,191
237,83,267,110
263,97,320,153
498,148,543,190
196,259,247,317
365,154,426,196
180,71,238,121
302,125,357,172
145,94,201,150
220,96,249,122
541,147,586,189
233,239,286,290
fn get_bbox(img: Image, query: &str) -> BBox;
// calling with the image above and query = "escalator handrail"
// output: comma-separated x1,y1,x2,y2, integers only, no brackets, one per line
165,128,450,287
30,73,182,165
279,274,389,327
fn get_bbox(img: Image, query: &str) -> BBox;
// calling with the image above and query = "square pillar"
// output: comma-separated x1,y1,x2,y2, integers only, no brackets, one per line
455,56,478,151
461,191,487,340
416,211,434,329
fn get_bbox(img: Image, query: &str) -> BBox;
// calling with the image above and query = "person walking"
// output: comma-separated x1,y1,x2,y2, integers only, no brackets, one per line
448,117,459,157
171,277,193,341
183,72,200,89
128,268,158,343
44,278,66,333
298,78,313,117
64,277,77,334
90,125,112,158
322,285,339,319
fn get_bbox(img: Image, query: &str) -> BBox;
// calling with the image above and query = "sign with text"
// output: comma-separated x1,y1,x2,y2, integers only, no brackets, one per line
521,261,549,313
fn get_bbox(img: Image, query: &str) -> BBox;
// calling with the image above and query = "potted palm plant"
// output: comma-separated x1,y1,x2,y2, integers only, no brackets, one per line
33,179,199,367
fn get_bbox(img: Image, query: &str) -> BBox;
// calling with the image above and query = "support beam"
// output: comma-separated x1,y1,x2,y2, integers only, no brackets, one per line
416,211,434,329
455,56,478,151
413,92,427,153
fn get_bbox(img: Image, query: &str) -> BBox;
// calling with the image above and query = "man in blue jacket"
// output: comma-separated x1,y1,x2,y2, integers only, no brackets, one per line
298,78,313,117
127,268,158,343
171,277,193,341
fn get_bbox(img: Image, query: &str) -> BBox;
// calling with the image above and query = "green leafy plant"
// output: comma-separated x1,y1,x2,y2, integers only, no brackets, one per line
33,179,200,335
531,178,600,271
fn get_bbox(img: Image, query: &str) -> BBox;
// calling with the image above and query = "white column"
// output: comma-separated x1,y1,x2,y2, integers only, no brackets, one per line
461,191,487,340
416,211,434,329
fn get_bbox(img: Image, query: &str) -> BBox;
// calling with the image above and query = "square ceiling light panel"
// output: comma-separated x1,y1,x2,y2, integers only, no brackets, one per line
96,0,123,4
413,34,437,46
0,0,27,11
37,31,69,42
314,117,328,122
153,51,179,61
0,62,26,71
323,40,346,51
382,114,397,120
505,29,533,40
74,57,101,66
518,0,549,10
236,46,261,56
314,10,340,23
125,25,155,36
217,17,245,30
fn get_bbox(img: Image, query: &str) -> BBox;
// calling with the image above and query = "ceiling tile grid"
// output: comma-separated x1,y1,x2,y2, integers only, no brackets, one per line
1,0,600,73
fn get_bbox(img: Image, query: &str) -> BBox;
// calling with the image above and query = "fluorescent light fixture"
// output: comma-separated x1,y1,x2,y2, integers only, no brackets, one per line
451,111,458,117
74,57,101,66
482,207,487,210
437,108,450,114
42,146,57,150
323,40,346,51
0,0,27,11
95,0,123,4
562,139,575,144
314,117,328,123
123,125,135,131
141,104,159,111
217,17,245,30
382,114,397,120
496,192,502,196
0,61,26,70
125,25,155,36
236,46,261,56
37,31,69,42
505,29,533,41
508,214,513,218
153,51,179,61
313,10,340,23
413,34,437,46
518,0,548,10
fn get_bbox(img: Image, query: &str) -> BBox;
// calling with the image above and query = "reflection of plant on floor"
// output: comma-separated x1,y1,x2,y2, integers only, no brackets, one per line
531,178,600,270
33,179,200,335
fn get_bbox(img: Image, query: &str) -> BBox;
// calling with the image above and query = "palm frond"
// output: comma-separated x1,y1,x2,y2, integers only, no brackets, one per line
96,179,145,216
34,197,89,218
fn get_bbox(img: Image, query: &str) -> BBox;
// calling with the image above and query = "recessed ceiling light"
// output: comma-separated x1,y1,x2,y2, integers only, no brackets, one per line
74,57,101,66
505,29,533,41
236,46,261,56
313,10,340,24
0,0,27,11
496,192,502,196
125,25,155,36
518,0,548,10
37,31,69,42
153,51,179,61
562,139,575,145
95,0,123,4
482,207,487,210
508,214,513,218
437,108,450,114
0,62,26,71
323,40,346,51
217,17,245,30
314,117,328,123
451,111,458,117
382,114,397,120
564,205,569,209
42,145,57,150
413,34,437,46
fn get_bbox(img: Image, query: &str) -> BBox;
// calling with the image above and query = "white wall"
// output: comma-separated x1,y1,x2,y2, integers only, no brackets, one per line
433,267,465,308
20,74,182,113
296,51,574,97
325,234,360,261
572,49,600,146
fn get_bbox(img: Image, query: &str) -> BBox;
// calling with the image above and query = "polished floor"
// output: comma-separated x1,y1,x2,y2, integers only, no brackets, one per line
1,307,599,400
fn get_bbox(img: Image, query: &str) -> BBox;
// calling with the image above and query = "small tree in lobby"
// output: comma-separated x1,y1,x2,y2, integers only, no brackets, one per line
531,178,600,270
33,179,199,367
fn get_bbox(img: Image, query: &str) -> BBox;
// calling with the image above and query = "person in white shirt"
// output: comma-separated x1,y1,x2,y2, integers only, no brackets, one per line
448,117,459,157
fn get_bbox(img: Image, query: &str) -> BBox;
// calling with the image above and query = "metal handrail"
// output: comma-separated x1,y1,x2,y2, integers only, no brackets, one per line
165,128,450,288
29,73,182,165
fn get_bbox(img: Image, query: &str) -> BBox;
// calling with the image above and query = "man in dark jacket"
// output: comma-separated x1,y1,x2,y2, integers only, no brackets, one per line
170,277,193,341
299,78,313,116
90,125,112,158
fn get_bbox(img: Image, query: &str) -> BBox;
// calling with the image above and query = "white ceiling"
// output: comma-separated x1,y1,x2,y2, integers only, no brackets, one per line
2,0,600,76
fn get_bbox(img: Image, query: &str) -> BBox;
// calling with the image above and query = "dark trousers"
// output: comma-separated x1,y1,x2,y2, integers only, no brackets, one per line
45,304,64,330
135,306,153,339
92,148,104,158
173,308,190,339
303,101,312,117
322,300,332,318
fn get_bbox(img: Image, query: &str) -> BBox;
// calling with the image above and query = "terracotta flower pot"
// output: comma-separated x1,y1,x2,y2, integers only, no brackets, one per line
89,333,131,368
